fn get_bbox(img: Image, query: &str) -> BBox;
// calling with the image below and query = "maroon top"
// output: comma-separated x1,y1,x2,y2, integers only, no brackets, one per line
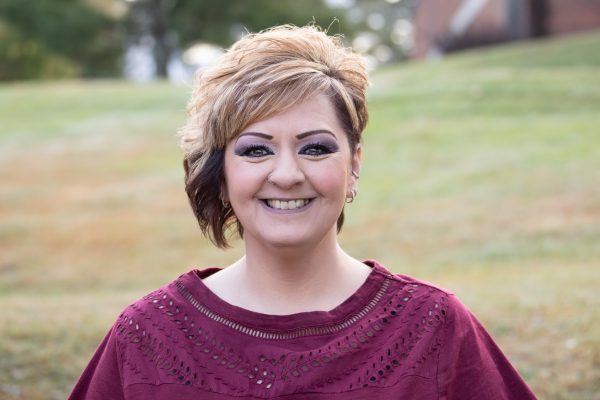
69,260,536,399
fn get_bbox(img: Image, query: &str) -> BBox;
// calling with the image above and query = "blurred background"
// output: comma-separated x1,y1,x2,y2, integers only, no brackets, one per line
1,0,599,399
2,0,600,81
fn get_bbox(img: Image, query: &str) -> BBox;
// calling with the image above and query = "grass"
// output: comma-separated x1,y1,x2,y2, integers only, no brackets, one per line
1,31,599,399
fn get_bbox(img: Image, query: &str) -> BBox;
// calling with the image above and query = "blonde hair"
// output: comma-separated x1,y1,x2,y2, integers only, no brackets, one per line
180,24,369,248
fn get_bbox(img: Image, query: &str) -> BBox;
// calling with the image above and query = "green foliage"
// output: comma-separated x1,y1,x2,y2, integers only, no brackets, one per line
0,20,77,80
167,0,346,47
124,0,352,77
0,0,124,80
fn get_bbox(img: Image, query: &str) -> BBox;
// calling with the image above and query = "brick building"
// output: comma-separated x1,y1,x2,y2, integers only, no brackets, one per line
411,0,600,58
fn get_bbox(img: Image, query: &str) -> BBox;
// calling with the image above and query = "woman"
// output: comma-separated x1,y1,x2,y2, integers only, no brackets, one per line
69,25,536,399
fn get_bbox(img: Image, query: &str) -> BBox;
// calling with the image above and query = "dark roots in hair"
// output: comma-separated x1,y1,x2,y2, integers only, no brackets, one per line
184,149,235,248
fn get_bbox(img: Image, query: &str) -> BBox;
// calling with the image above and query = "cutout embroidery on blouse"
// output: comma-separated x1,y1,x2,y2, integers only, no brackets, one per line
115,272,449,397
174,277,392,339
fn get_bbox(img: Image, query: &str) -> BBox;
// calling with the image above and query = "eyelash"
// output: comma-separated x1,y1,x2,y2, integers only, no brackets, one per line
237,144,273,158
236,142,338,158
300,142,337,156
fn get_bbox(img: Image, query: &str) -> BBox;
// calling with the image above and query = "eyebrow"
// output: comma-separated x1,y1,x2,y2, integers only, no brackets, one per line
237,129,337,141
237,132,273,140
297,129,337,140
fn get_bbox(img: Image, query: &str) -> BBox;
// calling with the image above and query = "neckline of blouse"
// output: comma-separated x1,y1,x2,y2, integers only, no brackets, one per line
175,260,393,333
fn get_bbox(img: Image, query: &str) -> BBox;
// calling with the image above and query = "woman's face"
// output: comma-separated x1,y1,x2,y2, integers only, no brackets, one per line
223,94,361,250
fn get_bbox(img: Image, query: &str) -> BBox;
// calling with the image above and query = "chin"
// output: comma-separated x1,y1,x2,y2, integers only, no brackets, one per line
259,224,339,250
260,233,313,249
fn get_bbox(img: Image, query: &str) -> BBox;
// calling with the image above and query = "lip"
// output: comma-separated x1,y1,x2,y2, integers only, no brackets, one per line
259,198,315,213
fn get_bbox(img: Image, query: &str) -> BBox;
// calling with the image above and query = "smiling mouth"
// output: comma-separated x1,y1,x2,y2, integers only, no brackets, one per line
263,199,312,210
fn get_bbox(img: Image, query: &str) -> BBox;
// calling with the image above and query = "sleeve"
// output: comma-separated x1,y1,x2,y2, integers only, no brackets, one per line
437,294,537,400
68,323,126,400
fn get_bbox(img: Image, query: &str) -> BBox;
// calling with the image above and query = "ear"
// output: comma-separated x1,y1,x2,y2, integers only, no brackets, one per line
220,184,229,204
349,143,362,190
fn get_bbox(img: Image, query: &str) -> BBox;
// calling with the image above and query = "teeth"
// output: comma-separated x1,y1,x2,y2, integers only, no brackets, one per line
266,199,309,210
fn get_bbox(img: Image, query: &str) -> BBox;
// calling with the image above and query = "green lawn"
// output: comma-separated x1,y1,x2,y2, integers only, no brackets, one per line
1,31,599,399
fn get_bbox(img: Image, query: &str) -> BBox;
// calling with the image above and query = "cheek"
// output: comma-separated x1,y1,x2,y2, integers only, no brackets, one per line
226,161,252,182
224,159,266,196
306,161,348,198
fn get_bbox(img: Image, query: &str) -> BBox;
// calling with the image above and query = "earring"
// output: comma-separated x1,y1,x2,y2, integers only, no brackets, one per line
345,189,357,203
351,170,360,179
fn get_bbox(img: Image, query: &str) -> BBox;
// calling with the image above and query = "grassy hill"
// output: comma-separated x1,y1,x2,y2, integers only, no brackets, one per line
1,31,599,399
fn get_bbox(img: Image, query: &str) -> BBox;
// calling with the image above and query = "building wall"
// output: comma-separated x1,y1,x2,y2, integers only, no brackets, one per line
411,0,460,58
464,0,506,38
545,0,600,35
410,0,600,59
411,0,508,58
447,0,508,51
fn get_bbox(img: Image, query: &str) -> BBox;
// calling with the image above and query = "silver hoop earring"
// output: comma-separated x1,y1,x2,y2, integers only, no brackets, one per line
345,189,357,203
351,170,360,179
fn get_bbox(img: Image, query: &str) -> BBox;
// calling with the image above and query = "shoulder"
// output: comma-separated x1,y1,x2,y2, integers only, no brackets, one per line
109,269,212,386
121,272,182,315
368,259,453,294
369,260,499,346
391,273,472,325
368,259,463,317
117,269,206,328
367,260,480,341
68,270,207,397
113,268,215,352
370,262,537,398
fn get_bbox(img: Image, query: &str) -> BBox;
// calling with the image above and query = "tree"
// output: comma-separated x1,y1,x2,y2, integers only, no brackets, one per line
0,0,124,80
125,0,352,78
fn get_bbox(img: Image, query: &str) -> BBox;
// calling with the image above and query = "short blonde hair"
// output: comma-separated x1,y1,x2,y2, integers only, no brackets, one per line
180,24,369,248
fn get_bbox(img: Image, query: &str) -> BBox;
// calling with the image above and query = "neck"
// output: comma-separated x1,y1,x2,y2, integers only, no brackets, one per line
243,228,342,289
228,229,368,314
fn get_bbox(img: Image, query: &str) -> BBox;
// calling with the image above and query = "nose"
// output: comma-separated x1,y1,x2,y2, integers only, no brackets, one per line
267,150,305,189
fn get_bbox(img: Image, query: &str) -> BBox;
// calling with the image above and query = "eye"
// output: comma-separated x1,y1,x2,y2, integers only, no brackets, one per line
300,143,336,157
238,144,273,158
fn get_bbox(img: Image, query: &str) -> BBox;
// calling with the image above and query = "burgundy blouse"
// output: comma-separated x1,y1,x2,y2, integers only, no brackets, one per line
69,260,536,399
